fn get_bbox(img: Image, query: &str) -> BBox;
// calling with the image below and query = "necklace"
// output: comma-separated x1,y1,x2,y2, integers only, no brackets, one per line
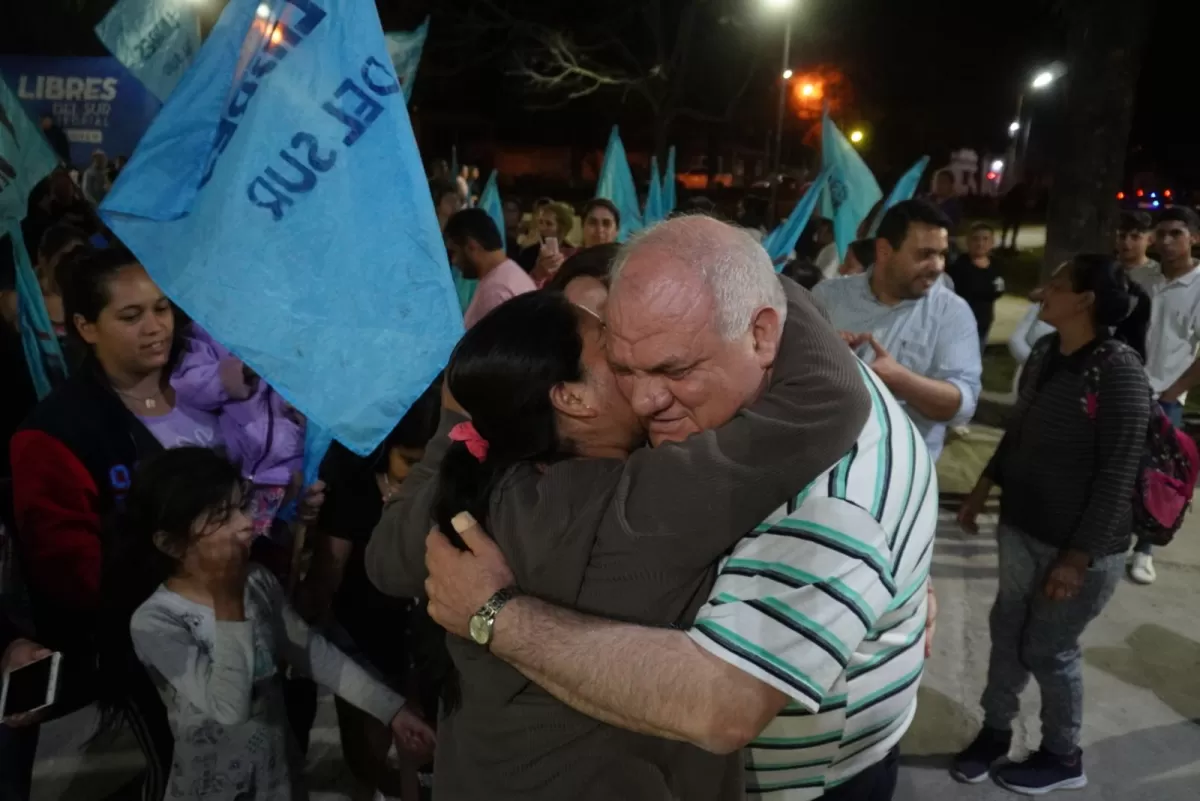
116,387,165,410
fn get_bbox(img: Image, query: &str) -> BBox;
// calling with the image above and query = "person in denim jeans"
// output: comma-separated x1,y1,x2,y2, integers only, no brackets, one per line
1129,206,1200,584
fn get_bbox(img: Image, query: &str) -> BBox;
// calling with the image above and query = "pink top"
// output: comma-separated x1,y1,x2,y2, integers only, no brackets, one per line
462,259,537,329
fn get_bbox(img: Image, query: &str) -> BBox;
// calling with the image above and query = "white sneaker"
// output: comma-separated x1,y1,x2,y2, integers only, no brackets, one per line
1129,553,1156,585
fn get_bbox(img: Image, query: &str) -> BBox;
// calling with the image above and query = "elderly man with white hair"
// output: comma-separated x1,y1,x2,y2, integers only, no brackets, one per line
417,216,939,801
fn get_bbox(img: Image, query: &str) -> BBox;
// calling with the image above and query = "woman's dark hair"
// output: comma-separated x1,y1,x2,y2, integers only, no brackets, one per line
546,243,619,292
425,292,585,712
95,447,243,736
782,258,823,290
1069,253,1151,360
37,223,88,266
60,244,140,342
432,291,584,544
58,243,182,375
582,197,621,229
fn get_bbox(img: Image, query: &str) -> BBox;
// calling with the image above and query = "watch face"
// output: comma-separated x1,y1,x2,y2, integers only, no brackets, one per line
468,614,491,645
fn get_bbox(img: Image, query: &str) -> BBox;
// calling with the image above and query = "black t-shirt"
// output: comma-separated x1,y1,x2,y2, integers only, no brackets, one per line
317,441,413,676
946,254,1005,337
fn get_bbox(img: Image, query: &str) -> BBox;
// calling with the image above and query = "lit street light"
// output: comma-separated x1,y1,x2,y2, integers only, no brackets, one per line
763,0,796,8
801,83,815,97
256,2,271,18
849,129,864,145
991,159,1004,172
1004,64,1064,188
782,68,794,80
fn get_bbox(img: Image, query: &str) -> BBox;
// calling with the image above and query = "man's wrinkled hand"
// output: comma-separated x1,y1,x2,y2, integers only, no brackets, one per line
424,513,515,638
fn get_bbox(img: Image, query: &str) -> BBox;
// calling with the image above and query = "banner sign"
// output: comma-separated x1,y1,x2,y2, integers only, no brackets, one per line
0,56,161,167
99,0,463,458
95,0,202,103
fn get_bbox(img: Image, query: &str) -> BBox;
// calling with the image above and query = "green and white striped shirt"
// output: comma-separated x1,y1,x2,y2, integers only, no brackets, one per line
687,364,938,799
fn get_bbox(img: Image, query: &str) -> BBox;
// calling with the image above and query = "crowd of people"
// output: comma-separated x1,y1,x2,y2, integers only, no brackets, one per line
0,146,1196,801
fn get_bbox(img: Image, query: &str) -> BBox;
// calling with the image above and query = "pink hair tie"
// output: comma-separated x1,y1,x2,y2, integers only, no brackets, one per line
449,422,489,463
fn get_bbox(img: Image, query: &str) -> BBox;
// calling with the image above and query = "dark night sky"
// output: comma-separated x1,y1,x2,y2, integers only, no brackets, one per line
3,0,1194,189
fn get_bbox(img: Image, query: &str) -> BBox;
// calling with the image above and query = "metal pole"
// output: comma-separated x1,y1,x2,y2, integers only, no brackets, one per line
1001,92,1023,191
769,16,793,224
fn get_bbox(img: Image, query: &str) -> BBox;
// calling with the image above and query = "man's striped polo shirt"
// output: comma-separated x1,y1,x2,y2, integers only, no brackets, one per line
687,363,938,799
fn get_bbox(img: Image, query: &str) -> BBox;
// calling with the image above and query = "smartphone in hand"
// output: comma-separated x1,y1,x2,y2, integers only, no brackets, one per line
1,651,62,723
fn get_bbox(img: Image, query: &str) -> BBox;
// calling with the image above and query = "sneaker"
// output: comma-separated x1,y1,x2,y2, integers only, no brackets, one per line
1129,553,1156,585
994,748,1087,795
951,726,1012,784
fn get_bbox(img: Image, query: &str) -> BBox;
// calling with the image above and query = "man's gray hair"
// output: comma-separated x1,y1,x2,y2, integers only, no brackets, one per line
609,215,788,340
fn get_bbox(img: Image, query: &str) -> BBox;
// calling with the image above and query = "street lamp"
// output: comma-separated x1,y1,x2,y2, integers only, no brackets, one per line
1031,70,1055,89
765,0,798,222
1004,65,1064,187
991,159,1004,173
801,83,815,97
849,130,865,145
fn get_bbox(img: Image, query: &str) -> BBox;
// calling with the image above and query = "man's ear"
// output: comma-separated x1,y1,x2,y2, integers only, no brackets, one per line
749,306,783,369
549,381,597,420
874,238,892,267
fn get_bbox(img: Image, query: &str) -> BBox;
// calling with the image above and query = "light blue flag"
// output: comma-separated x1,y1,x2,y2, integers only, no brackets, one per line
819,109,882,262
95,0,201,102
643,155,664,227
385,17,428,104
763,166,833,270
478,169,504,250
1,77,67,398
866,155,929,237
596,126,642,242
99,0,463,464
662,145,676,215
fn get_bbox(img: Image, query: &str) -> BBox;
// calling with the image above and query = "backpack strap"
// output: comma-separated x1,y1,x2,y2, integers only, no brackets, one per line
1080,340,1134,421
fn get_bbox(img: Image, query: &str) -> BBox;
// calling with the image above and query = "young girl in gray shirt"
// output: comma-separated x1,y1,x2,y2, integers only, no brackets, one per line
102,447,434,801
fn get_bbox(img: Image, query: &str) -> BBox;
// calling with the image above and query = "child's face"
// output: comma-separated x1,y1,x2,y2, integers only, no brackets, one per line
179,489,255,573
387,446,425,484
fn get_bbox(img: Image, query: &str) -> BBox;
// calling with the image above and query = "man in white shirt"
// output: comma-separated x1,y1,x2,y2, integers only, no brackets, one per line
1127,205,1200,584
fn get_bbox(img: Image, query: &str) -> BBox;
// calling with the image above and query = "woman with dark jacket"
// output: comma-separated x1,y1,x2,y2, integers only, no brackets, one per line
10,246,180,799
955,255,1152,795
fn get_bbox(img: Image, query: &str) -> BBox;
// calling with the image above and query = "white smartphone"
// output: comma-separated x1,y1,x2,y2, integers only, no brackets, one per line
1,652,62,721
542,237,560,257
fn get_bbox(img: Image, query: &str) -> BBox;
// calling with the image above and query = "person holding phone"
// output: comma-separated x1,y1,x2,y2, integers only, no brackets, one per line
516,201,575,280
1,618,51,801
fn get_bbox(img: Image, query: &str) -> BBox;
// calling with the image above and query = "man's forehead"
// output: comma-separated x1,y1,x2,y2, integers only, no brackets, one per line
609,254,712,328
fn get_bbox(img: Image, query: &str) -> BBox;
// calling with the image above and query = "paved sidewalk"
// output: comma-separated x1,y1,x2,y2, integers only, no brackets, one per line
900,509,1200,800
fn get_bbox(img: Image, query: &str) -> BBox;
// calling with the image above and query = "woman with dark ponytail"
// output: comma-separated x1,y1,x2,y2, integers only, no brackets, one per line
956,255,1152,794
368,279,872,801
